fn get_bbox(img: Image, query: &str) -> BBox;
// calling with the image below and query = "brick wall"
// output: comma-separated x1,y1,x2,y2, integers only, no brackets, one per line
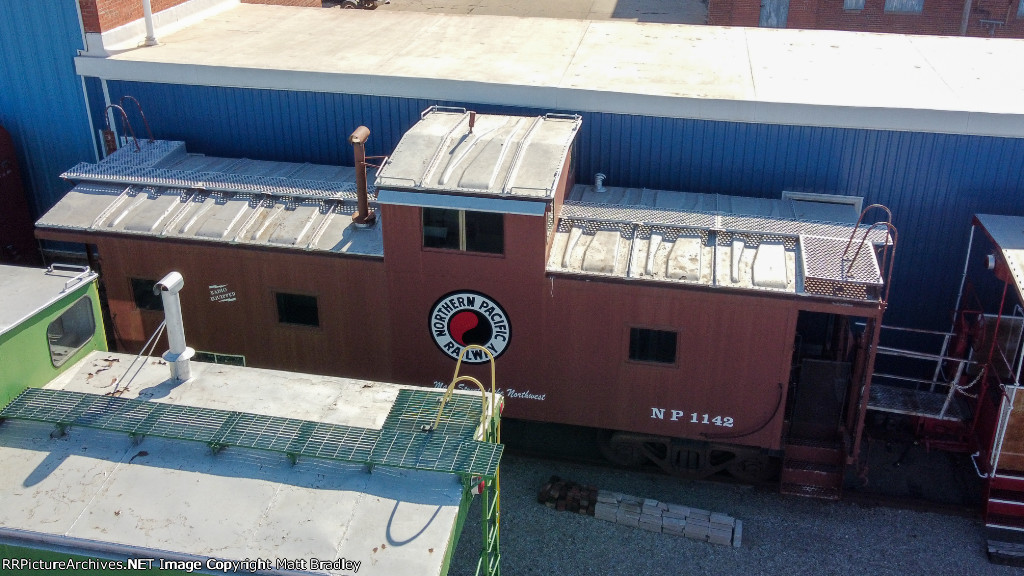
241,0,320,7
79,0,321,34
708,0,1024,38
708,0,761,26
78,1,189,34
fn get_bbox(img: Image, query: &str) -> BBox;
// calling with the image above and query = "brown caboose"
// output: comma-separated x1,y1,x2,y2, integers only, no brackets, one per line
36,107,897,498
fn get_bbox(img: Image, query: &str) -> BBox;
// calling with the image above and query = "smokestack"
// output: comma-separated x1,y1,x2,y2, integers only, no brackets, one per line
154,272,195,383
349,126,376,227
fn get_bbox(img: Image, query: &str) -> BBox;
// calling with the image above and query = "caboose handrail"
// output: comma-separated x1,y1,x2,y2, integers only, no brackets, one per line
842,204,897,304
424,345,498,437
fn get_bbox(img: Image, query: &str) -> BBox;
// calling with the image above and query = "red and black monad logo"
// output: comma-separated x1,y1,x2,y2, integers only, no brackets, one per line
429,290,510,363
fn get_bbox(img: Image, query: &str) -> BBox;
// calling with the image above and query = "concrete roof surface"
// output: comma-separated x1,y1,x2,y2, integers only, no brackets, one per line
0,352,469,575
75,5,1024,137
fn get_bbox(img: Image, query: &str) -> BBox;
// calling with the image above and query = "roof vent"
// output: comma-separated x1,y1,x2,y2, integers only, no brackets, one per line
155,272,194,383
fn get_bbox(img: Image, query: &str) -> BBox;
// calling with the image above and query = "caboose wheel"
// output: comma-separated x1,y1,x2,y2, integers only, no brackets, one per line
726,454,781,483
596,431,647,467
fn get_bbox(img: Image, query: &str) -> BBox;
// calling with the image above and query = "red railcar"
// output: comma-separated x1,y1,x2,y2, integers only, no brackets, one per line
38,107,908,499
0,126,42,265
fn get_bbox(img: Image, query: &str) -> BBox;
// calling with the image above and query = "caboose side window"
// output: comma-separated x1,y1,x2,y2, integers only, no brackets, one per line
423,208,503,254
276,292,319,327
130,278,164,311
629,328,677,364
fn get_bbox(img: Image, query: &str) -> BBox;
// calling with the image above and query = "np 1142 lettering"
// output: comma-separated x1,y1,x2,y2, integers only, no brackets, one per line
650,407,734,427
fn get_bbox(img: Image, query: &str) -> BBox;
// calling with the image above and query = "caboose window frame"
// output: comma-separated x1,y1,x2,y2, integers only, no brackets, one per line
628,327,678,365
274,292,320,328
130,277,164,312
422,208,504,255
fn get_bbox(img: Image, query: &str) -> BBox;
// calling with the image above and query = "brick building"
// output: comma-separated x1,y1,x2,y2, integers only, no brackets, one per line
709,0,1024,38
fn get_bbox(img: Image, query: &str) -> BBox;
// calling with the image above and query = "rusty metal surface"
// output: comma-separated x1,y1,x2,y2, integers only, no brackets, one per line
548,184,889,301
375,107,581,199
38,140,382,256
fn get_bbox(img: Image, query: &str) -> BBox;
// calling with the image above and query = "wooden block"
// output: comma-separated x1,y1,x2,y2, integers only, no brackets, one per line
662,508,688,520
733,520,743,548
662,516,686,528
640,514,662,524
639,521,663,533
711,521,735,533
616,513,639,528
666,503,690,516
708,527,732,546
710,512,734,526
684,524,709,541
619,500,642,511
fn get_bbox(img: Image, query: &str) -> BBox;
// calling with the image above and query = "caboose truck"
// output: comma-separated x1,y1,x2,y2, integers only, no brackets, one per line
0,267,505,576
34,106,918,501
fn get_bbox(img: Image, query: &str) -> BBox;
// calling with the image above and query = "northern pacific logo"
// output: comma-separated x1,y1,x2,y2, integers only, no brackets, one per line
429,290,510,363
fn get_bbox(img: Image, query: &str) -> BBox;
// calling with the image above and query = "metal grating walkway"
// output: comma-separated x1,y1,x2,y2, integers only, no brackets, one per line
0,388,501,479
867,384,966,422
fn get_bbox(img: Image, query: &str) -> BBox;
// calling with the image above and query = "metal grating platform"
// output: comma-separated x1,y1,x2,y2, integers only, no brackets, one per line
867,384,966,421
384,389,488,438
0,388,501,479
561,200,892,243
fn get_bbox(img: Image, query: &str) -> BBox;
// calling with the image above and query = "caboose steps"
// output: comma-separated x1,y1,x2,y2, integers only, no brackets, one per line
987,496,1024,518
779,482,842,500
784,441,841,463
991,472,1024,492
780,439,844,500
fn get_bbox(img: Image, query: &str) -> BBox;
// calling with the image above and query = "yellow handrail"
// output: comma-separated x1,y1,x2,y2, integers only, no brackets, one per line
424,344,497,435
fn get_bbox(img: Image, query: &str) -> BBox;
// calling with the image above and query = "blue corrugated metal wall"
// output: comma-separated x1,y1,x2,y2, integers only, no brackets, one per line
0,1,97,218
99,81,1024,330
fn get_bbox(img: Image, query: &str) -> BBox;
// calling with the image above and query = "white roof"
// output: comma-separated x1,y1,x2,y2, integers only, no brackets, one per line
375,108,581,199
0,265,97,337
976,213,1024,305
74,5,1024,137
0,351,485,575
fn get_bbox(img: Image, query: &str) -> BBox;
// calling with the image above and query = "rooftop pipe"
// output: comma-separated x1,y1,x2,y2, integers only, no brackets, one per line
350,126,377,227
155,271,194,383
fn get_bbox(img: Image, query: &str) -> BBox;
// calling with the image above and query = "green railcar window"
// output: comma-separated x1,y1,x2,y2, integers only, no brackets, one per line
47,296,97,367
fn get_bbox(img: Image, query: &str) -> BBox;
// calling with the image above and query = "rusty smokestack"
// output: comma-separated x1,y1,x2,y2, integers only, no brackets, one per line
468,111,476,134
349,125,376,227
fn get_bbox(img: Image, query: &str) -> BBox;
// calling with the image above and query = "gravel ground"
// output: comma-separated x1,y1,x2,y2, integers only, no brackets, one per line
447,453,1019,576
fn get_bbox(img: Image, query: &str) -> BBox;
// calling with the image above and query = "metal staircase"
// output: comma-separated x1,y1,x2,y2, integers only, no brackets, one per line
780,438,844,500
426,344,503,576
